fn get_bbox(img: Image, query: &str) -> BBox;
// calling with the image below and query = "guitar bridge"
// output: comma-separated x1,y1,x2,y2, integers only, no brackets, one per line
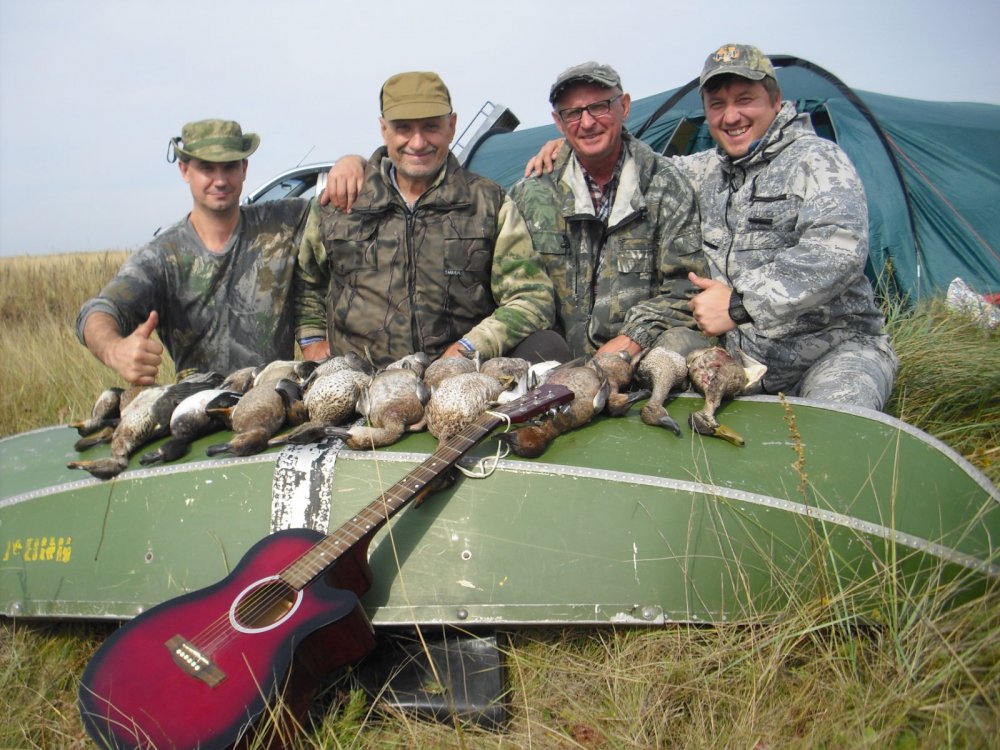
166,635,227,687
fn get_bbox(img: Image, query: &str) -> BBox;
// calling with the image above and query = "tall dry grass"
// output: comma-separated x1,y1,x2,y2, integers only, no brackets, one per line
0,253,997,749
0,252,175,436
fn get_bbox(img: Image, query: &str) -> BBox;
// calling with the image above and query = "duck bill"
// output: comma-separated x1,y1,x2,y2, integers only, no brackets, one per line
711,423,745,447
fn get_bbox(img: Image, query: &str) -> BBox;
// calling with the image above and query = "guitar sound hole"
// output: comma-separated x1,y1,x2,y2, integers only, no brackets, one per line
233,579,299,630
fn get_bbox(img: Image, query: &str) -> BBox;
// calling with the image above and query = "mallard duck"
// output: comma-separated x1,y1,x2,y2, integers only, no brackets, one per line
424,371,505,443
636,346,688,436
686,347,747,447
500,361,608,458
139,388,240,465
67,372,224,479
219,366,259,394
589,350,649,416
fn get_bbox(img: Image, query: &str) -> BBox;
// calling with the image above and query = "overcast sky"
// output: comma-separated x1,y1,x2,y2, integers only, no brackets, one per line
2,0,998,257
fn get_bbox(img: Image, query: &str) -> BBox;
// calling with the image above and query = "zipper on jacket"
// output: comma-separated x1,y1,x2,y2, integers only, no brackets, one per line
723,167,745,351
405,207,421,354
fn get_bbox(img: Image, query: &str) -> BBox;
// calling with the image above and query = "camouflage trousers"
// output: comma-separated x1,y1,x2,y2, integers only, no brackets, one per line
742,336,898,411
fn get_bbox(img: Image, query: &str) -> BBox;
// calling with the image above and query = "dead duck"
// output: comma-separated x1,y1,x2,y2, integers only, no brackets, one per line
480,356,532,401
636,346,689,436
219,366,259,394
314,365,432,450
304,367,371,425
267,368,371,447
686,347,747,447
589,350,649,416
69,387,124,437
384,351,431,378
139,388,240,465
67,372,224,479
252,359,318,390
424,352,478,389
424,371,506,443
206,378,304,457
312,351,376,380
500,361,609,458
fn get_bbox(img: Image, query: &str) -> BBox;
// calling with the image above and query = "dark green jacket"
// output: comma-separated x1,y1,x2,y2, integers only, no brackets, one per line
510,131,706,357
296,149,554,367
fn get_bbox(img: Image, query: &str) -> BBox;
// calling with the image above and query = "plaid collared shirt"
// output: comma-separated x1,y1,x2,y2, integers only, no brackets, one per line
579,147,626,224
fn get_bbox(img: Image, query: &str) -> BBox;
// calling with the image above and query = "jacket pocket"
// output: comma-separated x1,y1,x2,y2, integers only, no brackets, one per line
324,216,398,276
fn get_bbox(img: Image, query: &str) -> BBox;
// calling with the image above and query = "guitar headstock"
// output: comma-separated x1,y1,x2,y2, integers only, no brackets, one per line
497,384,574,424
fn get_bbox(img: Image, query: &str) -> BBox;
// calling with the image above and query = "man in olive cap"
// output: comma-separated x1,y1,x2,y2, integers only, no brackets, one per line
296,71,557,368
77,119,310,384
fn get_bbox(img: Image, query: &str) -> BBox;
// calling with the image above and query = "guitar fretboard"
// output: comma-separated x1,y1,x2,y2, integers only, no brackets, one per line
281,415,498,589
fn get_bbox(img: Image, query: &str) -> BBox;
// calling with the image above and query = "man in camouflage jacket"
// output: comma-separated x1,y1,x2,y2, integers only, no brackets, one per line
513,62,708,359
76,119,309,384
295,72,555,368
684,44,898,409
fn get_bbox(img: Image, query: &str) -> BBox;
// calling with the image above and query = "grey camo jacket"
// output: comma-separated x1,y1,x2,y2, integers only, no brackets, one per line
674,102,895,393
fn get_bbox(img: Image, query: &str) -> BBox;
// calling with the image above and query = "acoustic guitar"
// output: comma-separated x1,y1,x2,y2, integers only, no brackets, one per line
78,383,573,750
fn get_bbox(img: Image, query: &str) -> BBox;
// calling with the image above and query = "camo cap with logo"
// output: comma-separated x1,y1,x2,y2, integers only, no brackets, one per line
380,72,452,120
699,44,775,89
168,119,260,163
548,61,622,105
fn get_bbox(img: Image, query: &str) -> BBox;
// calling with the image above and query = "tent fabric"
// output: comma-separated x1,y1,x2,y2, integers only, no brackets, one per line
466,62,1000,300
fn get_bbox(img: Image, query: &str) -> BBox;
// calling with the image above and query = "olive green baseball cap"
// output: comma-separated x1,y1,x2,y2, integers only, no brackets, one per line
380,72,452,120
168,119,260,163
549,61,622,105
699,44,775,88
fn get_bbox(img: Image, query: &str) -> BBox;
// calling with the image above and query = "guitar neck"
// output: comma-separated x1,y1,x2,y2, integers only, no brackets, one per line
281,410,504,589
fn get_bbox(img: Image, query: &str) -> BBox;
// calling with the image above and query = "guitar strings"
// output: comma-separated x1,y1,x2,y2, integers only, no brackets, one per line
180,414,502,659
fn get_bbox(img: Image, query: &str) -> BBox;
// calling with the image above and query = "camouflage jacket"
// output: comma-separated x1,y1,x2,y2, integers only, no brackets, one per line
510,131,706,357
76,200,310,378
296,149,554,367
675,102,892,393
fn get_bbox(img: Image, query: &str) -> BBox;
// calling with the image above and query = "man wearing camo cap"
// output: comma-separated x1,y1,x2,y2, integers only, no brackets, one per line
683,43,898,410
77,119,310,384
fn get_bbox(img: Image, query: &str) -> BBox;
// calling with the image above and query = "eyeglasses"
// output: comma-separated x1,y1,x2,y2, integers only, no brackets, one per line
557,94,622,124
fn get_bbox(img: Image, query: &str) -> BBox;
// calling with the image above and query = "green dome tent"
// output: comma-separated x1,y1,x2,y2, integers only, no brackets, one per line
465,57,1000,301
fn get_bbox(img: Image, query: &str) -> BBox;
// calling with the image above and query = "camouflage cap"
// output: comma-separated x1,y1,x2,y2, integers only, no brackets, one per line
380,72,452,120
699,44,776,88
549,62,622,105
169,119,260,163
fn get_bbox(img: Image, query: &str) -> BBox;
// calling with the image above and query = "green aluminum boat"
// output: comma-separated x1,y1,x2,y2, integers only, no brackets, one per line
1,394,996,625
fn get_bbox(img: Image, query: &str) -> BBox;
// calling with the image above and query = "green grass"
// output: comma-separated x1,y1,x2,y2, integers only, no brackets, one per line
0,253,997,749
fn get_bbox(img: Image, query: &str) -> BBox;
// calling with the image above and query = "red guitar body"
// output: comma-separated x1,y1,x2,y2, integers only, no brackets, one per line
79,527,376,750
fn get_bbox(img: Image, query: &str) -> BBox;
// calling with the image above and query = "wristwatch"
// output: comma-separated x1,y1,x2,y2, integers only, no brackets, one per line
728,291,752,325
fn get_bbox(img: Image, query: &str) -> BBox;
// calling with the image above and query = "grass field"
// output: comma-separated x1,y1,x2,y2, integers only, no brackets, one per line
0,252,997,749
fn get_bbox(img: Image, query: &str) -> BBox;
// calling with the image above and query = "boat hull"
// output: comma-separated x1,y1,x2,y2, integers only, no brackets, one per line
2,395,996,624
